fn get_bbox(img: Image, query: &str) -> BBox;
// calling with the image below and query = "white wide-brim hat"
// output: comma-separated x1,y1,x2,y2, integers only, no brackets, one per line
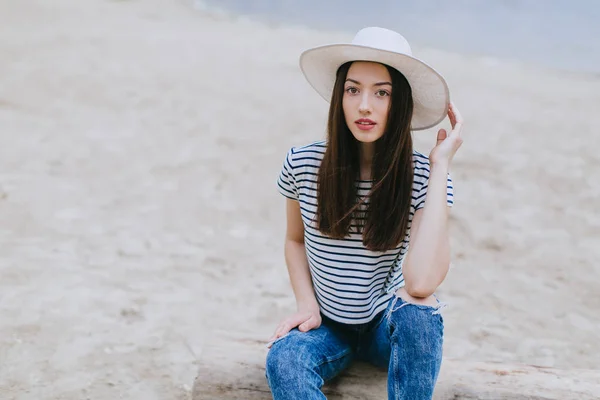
299,27,449,131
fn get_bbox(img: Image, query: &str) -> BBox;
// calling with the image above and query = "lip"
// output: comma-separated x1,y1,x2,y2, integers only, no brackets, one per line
355,118,376,131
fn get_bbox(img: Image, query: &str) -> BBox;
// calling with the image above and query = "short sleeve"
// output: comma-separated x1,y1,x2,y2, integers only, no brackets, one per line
276,148,299,201
414,170,454,211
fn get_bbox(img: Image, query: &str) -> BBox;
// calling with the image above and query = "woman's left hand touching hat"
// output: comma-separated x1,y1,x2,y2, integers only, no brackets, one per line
429,102,464,167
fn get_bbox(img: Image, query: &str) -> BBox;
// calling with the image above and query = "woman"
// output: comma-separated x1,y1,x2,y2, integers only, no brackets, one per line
266,27,463,400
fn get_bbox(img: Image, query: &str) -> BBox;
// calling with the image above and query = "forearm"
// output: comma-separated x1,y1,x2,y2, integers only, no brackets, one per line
402,163,451,297
284,239,319,312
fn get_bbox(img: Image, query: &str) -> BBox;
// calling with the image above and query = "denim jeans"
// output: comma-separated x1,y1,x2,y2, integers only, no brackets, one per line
265,294,444,400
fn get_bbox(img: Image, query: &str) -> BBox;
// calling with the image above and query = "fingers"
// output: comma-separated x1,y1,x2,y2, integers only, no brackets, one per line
298,315,318,332
266,315,305,349
448,102,463,138
449,102,463,123
267,313,321,349
269,313,307,341
430,103,464,166
436,128,447,145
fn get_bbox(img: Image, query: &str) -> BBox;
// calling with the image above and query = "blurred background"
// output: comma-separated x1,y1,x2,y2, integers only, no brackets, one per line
201,0,600,73
0,1,598,399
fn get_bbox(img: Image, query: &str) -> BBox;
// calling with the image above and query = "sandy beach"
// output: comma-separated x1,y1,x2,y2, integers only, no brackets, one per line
1,0,599,399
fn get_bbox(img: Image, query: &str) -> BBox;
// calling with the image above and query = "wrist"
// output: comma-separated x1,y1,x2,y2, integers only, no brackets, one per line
297,299,320,313
429,159,449,173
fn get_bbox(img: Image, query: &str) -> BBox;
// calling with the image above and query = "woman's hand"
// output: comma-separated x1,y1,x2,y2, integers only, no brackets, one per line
267,306,322,348
429,102,464,167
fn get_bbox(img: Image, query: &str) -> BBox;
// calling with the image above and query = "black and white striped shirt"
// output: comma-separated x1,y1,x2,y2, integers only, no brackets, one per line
277,140,454,324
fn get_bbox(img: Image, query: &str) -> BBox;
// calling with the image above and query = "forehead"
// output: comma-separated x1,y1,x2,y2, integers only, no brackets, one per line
346,61,391,82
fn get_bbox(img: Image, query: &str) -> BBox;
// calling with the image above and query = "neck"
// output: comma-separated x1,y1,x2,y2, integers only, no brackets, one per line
359,142,375,180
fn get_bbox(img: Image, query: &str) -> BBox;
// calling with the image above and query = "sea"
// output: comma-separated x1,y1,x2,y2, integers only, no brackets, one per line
199,0,599,74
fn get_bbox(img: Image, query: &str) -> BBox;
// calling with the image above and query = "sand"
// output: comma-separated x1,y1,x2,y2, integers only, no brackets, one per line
0,0,599,399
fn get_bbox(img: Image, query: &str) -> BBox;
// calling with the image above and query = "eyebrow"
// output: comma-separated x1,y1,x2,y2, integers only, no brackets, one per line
345,78,392,87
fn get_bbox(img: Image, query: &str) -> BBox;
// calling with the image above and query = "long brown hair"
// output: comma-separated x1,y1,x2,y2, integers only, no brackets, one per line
315,61,414,252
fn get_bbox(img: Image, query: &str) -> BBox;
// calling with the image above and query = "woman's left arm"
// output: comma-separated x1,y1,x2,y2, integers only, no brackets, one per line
401,102,464,298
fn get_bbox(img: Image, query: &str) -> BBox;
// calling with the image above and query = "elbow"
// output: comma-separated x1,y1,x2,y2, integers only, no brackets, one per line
285,236,305,246
403,270,442,298
404,283,436,299
404,260,450,298
402,259,449,298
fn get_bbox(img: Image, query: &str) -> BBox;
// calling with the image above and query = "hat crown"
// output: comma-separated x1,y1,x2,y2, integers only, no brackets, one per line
351,27,412,56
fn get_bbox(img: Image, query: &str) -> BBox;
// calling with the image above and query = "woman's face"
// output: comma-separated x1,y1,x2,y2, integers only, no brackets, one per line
342,61,392,143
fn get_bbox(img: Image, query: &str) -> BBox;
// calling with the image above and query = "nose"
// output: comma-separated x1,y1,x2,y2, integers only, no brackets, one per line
358,93,371,114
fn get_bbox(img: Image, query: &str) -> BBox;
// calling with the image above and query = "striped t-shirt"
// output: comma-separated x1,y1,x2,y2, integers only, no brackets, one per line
277,140,454,324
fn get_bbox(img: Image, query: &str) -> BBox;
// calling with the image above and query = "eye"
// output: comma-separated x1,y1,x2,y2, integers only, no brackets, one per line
345,87,359,95
376,90,390,97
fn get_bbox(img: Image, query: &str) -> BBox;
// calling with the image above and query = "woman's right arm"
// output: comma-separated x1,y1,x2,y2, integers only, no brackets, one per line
267,199,321,346
284,199,319,312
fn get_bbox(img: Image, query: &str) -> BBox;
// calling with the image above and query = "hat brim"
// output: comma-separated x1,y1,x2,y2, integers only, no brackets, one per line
299,44,450,131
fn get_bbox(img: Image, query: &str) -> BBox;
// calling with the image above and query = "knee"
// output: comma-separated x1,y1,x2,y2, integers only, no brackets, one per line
387,298,444,346
265,335,311,386
266,342,295,383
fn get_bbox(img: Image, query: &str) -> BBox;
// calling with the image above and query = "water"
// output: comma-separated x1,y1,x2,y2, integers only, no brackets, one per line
201,0,600,74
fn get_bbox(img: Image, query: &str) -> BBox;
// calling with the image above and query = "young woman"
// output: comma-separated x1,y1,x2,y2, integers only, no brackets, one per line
266,27,463,400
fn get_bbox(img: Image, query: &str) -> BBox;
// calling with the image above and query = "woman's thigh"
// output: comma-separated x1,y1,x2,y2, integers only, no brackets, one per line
266,322,354,383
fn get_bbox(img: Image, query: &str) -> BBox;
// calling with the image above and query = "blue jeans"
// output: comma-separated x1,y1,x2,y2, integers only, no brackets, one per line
265,294,444,400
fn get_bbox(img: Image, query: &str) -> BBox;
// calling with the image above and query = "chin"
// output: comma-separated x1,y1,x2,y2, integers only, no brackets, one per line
350,130,384,143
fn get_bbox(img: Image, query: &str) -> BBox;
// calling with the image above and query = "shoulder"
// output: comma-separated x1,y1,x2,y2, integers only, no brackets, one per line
285,140,326,168
289,140,326,157
412,150,430,183
412,150,430,168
